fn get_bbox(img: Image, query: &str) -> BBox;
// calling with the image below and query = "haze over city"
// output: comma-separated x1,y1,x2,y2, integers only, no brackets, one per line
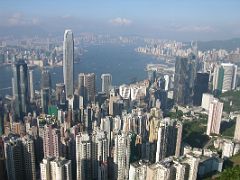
1,0,240,40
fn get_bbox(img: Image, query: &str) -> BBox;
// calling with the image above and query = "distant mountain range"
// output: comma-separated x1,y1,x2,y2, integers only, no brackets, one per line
0,25,48,37
198,38,240,51
1,25,240,51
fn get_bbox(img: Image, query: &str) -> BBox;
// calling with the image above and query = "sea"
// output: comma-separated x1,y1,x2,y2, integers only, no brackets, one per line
0,43,162,96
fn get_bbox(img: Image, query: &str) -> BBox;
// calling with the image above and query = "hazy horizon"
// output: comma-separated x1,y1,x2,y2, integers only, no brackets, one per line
1,0,240,41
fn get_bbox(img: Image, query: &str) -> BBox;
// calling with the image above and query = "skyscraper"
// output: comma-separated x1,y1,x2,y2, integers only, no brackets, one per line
146,163,170,180
101,73,112,95
40,157,72,180
76,132,92,180
84,73,96,103
129,161,148,180
155,118,182,162
113,133,131,180
41,69,52,90
78,73,85,97
234,116,240,141
193,72,209,106
78,73,96,105
174,54,196,105
0,137,7,180
41,70,52,114
147,70,156,84
56,83,66,106
4,137,25,180
175,122,183,157
41,88,51,114
12,59,29,120
119,84,131,100
92,130,108,179
212,64,223,94
43,125,61,158
206,99,223,135
183,155,200,180
21,135,36,180
221,63,237,92
4,135,36,180
29,70,34,102
50,158,72,180
63,30,74,101
201,93,214,111
213,63,237,93
173,162,186,180
0,98,4,136
40,157,54,180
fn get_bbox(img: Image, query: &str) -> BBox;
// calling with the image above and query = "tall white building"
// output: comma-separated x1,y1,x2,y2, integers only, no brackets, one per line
40,157,72,180
92,130,108,180
164,75,170,91
50,158,72,180
101,73,112,95
201,93,214,111
212,64,221,91
206,99,223,135
40,157,53,180
76,133,92,180
113,133,131,180
173,162,186,180
129,161,148,180
221,63,237,92
234,116,240,141
78,73,96,104
183,155,200,180
175,122,183,157
146,163,170,180
222,140,234,159
130,85,146,101
63,30,74,103
213,63,237,93
29,70,34,102
119,84,131,99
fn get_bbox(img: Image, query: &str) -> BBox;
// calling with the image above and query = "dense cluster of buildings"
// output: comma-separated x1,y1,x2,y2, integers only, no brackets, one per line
0,30,239,180
136,40,240,67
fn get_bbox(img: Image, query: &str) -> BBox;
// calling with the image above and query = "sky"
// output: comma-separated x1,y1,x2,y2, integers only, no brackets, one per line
1,0,240,41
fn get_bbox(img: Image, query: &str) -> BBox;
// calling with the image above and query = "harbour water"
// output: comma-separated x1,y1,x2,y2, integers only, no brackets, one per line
0,43,162,96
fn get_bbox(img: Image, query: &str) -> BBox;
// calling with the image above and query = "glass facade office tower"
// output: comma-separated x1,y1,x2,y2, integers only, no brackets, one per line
193,72,209,106
101,73,112,95
41,70,52,114
41,69,52,90
174,54,196,105
148,70,156,84
12,60,29,121
63,30,74,101
78,73,96,106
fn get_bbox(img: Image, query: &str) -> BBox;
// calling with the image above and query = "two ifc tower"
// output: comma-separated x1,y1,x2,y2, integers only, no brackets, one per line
12,30,74,120
63,29,74,108
12,30,111,120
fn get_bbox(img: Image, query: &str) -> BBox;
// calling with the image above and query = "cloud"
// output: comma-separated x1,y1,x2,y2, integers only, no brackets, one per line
109,17,132,26
7,13,39,26
61,15,73,19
